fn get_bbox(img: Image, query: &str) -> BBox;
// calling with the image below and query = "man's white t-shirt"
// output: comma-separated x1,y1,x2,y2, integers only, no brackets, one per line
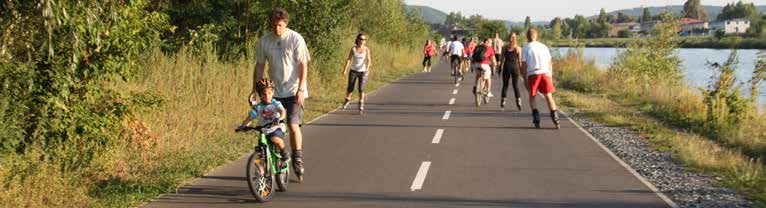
521,41,552,76
449,41,464,56
256,28,311,98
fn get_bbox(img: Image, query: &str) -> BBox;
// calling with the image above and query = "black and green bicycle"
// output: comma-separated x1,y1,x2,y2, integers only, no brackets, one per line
235,121,290,202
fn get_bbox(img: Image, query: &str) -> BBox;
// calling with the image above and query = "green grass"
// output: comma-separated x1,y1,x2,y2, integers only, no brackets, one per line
0,37,426,207
554,51,766,205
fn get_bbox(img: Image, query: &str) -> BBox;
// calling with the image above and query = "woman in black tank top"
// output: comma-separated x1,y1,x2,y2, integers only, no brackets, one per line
500,33,522,110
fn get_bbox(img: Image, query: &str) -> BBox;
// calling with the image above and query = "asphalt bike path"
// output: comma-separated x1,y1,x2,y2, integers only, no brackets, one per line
144,61,674,208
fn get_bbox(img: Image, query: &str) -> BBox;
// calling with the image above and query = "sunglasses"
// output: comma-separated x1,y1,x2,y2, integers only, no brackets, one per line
359,38,367,40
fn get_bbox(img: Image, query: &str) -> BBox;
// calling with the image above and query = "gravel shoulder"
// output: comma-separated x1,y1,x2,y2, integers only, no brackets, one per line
566,111,753,208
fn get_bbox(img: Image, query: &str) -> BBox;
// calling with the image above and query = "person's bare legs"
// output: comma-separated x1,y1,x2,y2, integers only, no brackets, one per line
288,124,302,151
543,93,557,111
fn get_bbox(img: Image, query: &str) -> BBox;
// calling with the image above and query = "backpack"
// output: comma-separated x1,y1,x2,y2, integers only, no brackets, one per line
472,45,487,63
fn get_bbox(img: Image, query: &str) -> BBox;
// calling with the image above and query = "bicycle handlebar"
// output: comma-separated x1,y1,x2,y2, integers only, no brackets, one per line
234,120,285,133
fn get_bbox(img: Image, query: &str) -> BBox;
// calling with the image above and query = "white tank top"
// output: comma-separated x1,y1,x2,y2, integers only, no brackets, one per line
351,47,367,72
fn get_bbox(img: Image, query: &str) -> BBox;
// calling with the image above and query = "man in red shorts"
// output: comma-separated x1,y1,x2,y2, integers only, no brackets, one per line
521,28,559,129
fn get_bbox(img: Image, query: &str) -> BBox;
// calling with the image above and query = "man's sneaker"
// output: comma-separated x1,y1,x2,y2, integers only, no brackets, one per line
516,98,522,111
532,109,541,128
551,110,560,129
487,92,494,97
472,86,477,95
292,150,305,182
342,99,350,110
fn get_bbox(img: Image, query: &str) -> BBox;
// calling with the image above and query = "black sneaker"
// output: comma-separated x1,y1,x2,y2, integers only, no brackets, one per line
532,109,541,128
280,150,291,170
292,150,305,182
472,86,477,95
551,110,560,129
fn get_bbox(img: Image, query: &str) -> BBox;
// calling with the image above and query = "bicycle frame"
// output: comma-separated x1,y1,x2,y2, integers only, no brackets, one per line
255,131,289,176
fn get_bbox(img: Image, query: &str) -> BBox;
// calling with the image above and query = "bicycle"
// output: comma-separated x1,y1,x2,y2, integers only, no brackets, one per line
474,68,490,107
451,58,463,84
235,121,290,202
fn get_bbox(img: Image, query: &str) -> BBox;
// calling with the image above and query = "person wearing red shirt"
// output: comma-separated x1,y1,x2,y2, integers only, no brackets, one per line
472,38,497,98
423,40,436,72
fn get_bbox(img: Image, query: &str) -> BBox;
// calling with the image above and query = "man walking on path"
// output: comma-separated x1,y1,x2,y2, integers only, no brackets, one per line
521,28,559,129
252,8,310,181
492,33,504,76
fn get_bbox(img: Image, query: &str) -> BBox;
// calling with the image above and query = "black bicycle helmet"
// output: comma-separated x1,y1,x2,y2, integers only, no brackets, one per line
255,78,275,94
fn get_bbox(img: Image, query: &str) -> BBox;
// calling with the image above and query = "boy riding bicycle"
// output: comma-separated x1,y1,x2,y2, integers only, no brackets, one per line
237,79,291,166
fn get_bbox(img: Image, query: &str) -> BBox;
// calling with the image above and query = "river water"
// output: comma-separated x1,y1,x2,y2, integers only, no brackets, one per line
552,47,766,107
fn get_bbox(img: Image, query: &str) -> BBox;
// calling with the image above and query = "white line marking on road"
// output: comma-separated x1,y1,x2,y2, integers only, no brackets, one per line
455,83,460,87
449,98,456,105
561,111,679,208
452,89,458,95
410,161,431,191
432,129,444,144
442,111,451,120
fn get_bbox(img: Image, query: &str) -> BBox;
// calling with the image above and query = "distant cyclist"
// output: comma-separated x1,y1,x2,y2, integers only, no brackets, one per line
447,36,464,76
423,39,436,72
463,38,475,73
500,33,522,111
342,32,372,114
521,28,559,128
472,37,497,98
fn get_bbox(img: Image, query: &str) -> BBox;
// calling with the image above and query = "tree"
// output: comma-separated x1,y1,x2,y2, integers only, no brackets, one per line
550,17,563,40
445,12,465,26
598,8,608,24
466,14,484,29
617,12,635,23
524,16,532,29
683,0,708,20
717,1,758,21
567,15,591,39
477,20,508,40
642,7,652,22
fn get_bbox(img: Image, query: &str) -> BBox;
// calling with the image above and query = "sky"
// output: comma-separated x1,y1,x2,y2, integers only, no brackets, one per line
404,0,766,22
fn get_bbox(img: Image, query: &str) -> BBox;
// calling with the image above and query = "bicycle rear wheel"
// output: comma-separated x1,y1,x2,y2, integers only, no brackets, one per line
475,80,483,107
247,148,275,202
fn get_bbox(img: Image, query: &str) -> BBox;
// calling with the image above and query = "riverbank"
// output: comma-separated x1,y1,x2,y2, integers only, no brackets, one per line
551,36,766,49
554,51,766,205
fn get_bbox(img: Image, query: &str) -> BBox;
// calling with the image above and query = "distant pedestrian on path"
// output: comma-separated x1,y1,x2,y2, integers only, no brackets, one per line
521,28,560,129
342,32,373,115
252,7,310,181
423,40,436,72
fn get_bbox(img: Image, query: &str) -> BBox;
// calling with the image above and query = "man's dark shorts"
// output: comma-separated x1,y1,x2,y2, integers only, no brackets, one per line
276,96,303,125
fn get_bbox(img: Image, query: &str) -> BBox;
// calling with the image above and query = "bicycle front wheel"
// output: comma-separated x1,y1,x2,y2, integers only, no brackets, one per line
246,148,275,202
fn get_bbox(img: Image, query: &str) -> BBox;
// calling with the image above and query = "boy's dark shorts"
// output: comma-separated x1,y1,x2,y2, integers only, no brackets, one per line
275,96,303,125
267,129,285,139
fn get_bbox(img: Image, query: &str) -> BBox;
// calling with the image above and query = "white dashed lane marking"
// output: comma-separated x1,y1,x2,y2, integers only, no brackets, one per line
410,161,431,191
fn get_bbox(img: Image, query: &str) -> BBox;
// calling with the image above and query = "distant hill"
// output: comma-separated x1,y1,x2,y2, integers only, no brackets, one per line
604,5,766,21
406,5,448,24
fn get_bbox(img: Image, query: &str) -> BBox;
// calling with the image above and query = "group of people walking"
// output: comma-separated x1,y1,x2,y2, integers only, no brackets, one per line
237,8,562,185
437,28,560,128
